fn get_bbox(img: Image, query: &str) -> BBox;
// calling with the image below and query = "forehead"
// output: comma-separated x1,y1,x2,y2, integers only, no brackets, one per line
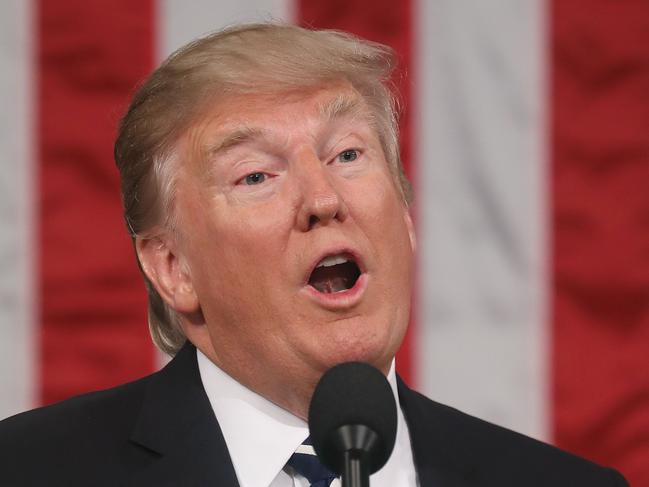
174,82,378,176
199,82,372,139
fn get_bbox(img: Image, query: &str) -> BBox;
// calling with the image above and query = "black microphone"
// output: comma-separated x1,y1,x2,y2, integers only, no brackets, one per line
308,362,397,487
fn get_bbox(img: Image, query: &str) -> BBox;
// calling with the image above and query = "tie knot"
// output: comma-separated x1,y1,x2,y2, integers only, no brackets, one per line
286,437,337,487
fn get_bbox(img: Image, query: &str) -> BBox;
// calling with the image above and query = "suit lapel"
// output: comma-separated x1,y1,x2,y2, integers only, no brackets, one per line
126,342,239,487
122,348,474,486
398,377,476,487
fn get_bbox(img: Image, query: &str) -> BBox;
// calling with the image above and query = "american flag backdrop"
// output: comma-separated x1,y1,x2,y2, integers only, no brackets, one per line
0,1,647,485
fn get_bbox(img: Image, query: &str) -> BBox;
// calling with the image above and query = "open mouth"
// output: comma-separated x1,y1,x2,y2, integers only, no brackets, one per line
308,254,361,294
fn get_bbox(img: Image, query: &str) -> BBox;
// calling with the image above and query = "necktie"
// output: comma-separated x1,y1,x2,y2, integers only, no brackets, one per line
286,436,338,487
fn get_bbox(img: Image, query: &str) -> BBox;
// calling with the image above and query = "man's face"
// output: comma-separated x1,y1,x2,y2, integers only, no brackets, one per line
171,83,415,413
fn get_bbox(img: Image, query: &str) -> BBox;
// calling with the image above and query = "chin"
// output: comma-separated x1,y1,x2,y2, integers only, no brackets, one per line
300,309,408,374
318,332,397,374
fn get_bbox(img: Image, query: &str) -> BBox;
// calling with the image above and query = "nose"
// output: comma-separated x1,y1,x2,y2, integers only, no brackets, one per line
295,157,349,232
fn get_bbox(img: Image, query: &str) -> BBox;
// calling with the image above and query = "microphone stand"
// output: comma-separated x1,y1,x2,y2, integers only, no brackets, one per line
332,425,379,487
342,449,370,487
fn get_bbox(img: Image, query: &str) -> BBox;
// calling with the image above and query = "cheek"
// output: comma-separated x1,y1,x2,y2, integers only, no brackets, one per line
360,178,414,290
184,201,294,303
187,192,288,258
349,174,410,243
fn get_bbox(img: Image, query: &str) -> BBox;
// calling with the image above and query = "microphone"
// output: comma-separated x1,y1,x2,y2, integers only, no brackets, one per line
308,362,397,487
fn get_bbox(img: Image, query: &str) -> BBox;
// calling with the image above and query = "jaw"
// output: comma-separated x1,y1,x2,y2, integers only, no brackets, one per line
184,243,412,420
193,298,406,419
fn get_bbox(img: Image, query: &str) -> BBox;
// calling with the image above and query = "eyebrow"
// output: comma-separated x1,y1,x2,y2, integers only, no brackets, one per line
318,94,367,123
205,125,266,157
204,94,368,158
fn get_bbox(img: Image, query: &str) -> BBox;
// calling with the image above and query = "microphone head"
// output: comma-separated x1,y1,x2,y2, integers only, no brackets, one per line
308,362,397,475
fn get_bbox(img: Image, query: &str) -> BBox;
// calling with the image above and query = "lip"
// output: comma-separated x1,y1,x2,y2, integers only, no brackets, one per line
301,247,368,310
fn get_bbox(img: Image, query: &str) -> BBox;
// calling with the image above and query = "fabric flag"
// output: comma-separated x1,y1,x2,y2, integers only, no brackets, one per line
0,1,646,485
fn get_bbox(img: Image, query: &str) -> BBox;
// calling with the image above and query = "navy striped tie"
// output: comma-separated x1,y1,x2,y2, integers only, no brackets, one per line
286,436,337,487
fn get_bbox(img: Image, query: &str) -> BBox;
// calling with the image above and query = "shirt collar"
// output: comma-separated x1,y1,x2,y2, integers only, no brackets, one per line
197,349,403,487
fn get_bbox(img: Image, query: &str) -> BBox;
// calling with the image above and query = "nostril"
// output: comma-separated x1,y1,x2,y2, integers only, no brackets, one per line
308,215,319,229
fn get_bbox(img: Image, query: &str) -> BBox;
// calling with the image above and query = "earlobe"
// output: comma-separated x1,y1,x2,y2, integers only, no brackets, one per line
135,233,200,314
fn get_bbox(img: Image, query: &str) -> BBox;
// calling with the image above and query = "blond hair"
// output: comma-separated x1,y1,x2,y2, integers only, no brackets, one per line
114,22,412,355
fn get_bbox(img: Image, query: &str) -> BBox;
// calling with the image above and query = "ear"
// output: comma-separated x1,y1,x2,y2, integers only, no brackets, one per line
135,232,200,315
404,208,417,253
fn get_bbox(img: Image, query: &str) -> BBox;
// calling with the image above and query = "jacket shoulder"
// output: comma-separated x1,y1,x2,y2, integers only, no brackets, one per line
0,374,155,486
0,374,151,440
399,385,628,486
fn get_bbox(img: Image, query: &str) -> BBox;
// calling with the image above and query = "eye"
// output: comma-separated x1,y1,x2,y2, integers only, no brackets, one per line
242,172,266,185
337,149,359,163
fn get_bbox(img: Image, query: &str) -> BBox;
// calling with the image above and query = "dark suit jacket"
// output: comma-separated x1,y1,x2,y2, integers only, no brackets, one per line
0,342,628,486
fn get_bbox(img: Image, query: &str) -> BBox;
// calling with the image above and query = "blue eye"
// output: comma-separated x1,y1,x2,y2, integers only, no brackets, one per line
338,149,358,163
244,172,266,185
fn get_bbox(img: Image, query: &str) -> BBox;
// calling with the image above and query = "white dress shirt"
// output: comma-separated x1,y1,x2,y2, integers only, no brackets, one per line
197,349,418,487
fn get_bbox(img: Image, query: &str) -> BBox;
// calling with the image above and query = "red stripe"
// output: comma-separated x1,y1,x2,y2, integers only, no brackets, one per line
297,0,416,385
552,2,649,484
38,0,155,405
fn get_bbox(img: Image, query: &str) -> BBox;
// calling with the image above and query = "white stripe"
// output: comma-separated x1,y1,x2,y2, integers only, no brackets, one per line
414,0,549,439
294,444,316,455
0,0,36,420
158,0,295,59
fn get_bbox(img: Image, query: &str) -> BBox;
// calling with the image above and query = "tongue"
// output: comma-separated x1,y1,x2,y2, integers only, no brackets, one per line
309,264,356,294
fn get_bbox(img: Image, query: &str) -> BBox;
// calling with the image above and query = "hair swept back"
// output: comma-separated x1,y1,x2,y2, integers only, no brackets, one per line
114,22,412,356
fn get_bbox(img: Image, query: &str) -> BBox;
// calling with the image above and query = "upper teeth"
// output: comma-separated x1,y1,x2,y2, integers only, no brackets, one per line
316,254,349,268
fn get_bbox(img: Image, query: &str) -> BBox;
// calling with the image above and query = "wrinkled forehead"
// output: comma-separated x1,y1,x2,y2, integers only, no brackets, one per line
179,82,377,162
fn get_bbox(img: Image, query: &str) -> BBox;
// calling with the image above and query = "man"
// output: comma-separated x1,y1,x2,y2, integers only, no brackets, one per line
0,23,628,487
